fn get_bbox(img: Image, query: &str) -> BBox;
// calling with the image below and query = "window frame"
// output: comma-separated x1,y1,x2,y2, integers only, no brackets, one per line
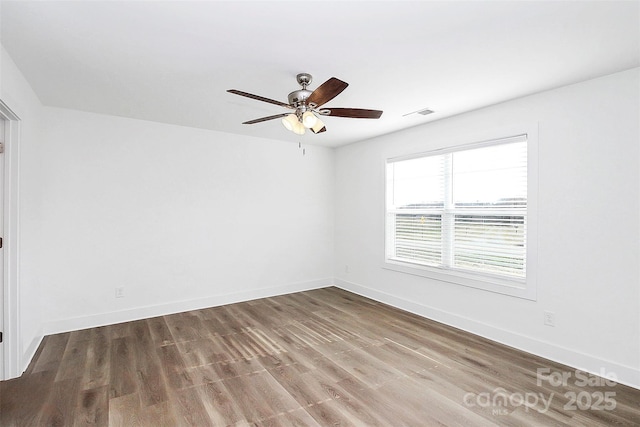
383,125,538,300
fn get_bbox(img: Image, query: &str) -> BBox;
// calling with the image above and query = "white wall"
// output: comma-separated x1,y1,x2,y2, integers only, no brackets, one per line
2,41,335,377
334,68,640,388
1,46,45,376
39,107,335,333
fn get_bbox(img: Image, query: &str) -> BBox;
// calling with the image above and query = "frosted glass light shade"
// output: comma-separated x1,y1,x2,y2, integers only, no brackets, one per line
281,114,298,131
302,111,318,128
292,120,306,135
311,117,326,133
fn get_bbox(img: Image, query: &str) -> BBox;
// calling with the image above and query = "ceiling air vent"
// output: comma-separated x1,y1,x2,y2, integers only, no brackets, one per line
403,108,434,117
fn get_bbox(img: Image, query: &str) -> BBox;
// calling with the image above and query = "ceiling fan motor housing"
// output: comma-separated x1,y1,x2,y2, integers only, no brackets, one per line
288,73,315,110
287,89,312,108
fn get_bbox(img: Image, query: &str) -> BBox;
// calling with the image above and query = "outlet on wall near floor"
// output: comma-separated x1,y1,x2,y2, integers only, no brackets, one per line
115,287,125,298
543,311,555,327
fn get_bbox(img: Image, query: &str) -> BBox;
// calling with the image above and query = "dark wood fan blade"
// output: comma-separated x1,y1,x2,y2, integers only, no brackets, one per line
306,78,348,107
242,113,289,124
319,108,383,119
228,89,292,108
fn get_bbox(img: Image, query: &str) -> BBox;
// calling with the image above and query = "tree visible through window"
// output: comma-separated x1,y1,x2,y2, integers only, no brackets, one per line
386,135,527,280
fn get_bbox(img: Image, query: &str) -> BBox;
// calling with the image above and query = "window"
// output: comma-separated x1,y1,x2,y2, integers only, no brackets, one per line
385,133,536,299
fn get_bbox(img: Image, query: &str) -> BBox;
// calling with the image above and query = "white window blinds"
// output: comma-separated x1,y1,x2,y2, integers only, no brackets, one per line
386,135,528,280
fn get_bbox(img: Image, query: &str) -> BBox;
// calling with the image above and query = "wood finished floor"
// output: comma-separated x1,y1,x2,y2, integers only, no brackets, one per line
1,287,639,426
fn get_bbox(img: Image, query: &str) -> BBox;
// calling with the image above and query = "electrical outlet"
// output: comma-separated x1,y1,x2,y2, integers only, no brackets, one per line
345,265,350,273
115,287,125,298
544,311,555,327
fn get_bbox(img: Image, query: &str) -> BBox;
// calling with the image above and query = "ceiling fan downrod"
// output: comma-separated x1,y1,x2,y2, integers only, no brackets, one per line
287,73,314,108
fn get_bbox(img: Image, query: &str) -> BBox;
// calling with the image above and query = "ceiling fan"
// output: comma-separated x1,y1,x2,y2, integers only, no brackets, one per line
227,73,383,135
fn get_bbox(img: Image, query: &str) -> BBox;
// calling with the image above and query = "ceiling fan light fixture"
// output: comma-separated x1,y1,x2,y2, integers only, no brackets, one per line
281,114,298,131
302,111,318,128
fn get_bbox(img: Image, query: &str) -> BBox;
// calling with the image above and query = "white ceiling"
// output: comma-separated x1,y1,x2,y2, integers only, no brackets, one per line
1,1,638,147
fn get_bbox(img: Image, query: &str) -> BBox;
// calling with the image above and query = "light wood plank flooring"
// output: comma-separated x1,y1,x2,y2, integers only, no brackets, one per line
1,287,639,426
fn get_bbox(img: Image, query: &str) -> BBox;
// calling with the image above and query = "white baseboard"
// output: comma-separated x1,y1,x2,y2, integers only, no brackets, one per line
334,278,640,390
13,334,44,379
43,278,333,335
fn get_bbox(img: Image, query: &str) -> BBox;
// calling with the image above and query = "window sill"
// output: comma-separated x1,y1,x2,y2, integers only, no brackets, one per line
383,259,536,300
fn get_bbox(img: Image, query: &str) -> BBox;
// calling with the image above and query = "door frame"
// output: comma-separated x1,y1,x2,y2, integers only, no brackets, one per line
0,99,20,380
